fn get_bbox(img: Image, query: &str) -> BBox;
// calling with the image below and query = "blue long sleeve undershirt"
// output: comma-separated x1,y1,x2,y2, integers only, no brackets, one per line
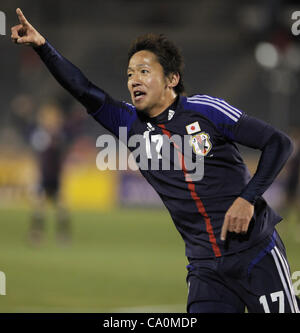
34,40,106,114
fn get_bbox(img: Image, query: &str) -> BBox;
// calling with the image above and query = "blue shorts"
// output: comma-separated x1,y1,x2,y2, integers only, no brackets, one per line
186,230,300,313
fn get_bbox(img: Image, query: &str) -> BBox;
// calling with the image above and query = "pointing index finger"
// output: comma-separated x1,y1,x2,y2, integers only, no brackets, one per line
16,8,29,26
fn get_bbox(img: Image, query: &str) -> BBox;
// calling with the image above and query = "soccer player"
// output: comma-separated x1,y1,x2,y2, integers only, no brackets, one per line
29,103,71,245
11,8,300,313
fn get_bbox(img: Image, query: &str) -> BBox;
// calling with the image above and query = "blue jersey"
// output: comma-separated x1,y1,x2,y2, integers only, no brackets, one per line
91,93,283,258
35,41,293,259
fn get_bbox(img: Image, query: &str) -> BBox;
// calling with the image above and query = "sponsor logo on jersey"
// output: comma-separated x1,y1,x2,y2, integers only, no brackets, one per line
168,109,175,121
146,122,155,131
189,132,212,156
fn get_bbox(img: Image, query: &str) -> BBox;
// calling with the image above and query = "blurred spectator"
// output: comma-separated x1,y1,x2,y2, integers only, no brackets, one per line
28,102,71,245
10,93,36,144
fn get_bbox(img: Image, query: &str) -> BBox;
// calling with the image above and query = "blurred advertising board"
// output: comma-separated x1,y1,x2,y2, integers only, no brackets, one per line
118,171,163,207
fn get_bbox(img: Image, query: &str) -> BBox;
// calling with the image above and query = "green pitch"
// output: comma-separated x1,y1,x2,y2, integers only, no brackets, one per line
0,207,187,312
0,207,299,313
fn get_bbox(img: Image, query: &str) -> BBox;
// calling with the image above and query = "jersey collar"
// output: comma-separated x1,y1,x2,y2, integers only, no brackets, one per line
139,95,183,124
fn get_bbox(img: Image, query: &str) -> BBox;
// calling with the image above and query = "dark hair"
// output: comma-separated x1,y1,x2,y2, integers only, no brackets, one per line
127,33,185,95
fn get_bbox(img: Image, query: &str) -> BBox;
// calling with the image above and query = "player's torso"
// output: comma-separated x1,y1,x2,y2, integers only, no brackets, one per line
116,95,280,258
127,103,251,208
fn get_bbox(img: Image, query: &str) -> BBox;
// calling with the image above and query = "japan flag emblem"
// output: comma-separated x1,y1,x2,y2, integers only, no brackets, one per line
186,121,201,134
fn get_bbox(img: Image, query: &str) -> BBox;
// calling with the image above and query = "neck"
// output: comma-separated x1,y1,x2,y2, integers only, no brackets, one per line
148,92,178,118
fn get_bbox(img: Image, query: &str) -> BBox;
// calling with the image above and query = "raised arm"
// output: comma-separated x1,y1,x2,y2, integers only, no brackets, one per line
11,8,137,137
11,8,105,113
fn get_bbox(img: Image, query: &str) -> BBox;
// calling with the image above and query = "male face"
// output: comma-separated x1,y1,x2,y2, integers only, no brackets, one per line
127,50,171,115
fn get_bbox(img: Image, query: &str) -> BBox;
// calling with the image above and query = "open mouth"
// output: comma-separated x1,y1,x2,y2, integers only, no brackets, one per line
133,90,146,101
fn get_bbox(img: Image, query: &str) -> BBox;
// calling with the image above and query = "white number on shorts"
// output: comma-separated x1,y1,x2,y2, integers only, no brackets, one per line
259,291,285,313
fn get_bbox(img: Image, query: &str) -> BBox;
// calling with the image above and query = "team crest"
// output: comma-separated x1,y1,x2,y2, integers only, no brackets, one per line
189,132,212,156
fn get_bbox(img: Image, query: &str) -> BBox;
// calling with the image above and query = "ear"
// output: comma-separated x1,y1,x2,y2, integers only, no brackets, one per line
167,72,180,90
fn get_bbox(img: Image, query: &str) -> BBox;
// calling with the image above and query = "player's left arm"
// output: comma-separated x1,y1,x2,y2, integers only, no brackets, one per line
233,114,293,203
220,113,293,241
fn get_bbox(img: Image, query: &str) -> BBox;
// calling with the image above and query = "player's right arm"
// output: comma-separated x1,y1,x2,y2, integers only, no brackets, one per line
11,8,136,138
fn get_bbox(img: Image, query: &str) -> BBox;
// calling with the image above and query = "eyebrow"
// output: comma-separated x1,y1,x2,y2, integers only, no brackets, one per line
127,64,151,71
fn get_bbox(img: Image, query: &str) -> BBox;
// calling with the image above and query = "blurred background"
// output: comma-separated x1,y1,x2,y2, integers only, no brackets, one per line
0,0,299,312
